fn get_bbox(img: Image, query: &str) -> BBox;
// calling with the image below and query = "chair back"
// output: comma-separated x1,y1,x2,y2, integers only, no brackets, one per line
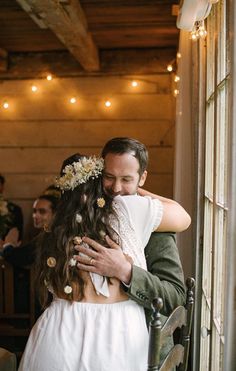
0,347,17,371
0,257,35,337
147,277,195,371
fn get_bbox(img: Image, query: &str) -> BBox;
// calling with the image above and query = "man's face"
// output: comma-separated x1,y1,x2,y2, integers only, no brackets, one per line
32,199,53,229
103,152,147,196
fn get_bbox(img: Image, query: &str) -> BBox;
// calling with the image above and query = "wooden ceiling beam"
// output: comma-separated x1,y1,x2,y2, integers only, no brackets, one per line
16,0,100,71
0,49,176,78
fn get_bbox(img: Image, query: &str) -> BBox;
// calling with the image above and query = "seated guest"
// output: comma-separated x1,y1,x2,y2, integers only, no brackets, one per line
2,194,59,266
0,173,23,242
1,194,59,316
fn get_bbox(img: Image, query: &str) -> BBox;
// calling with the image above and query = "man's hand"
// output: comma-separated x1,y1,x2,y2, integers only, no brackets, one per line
74,235,133,284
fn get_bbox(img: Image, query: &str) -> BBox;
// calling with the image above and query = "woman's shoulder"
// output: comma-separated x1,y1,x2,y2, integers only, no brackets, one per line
114,194,154,206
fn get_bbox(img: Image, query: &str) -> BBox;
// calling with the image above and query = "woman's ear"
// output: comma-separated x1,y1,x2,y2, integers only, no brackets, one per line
138,170,147,187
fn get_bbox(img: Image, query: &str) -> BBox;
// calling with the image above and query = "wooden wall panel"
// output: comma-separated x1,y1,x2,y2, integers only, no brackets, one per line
0,95,172,120
0,120,174,147
0,147,173,174
0,74,176,240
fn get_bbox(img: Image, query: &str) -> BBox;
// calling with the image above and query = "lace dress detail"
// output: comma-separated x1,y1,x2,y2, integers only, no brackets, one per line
110,198,148,270
109,195,163,271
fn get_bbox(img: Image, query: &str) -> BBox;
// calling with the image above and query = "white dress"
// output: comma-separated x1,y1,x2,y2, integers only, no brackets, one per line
19,195,163,371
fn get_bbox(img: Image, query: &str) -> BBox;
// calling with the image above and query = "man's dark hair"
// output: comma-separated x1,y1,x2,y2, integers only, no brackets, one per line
0,174,5,185
37,195,59,213
101,137,148,175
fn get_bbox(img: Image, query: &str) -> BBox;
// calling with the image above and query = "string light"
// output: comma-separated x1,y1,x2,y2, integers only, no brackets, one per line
105,100,111,108
31,85,38,92
167,64,173,72
174,75,180,82
1,77,171,111
131,81,138,87
177,52,181,59
174,89,179,97
70,97,77,104
3,101,9,109
191,20,207,41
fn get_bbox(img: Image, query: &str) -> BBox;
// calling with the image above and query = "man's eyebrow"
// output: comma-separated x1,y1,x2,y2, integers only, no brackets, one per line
34,208,48,212
104,172,133,179
103,171,114,176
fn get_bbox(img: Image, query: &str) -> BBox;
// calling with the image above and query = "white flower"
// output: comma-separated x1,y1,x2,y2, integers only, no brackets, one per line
99,230,106,239
69,257,77,267
75,213,82,223
64,285,73,294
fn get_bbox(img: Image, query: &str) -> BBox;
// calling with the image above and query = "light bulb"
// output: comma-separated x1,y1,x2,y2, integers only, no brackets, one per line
105,100,111,107
191,32,198,41
3,102,9,109
174,75,180,82
46,75,52,81
177,52,181,59
174,89,179,96
31,85,38,92
131,81,138,87
167,64,173,72
70,97,77,104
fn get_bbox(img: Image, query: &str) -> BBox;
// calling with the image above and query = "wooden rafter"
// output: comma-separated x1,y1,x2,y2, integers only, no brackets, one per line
16,0,100,71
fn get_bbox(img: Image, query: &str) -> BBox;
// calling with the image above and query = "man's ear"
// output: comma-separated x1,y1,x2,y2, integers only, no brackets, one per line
138,170,147,187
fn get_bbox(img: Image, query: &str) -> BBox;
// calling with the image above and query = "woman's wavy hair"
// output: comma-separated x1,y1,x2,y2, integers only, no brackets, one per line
36,153,117,308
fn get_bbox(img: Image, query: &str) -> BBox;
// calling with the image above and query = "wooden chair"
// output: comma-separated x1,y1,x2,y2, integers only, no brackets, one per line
147,277,195,371
0,257,36,355
0,347,17,371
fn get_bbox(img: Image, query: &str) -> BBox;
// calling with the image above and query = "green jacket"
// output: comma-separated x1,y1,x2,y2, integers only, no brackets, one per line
124,232,186,364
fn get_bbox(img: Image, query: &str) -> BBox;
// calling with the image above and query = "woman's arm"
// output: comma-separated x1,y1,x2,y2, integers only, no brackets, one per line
138,188,191,232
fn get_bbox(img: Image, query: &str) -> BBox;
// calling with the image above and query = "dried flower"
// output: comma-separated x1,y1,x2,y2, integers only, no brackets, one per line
47,257,57,267
97,197,106,208
73,236,82,245
43,223,51,232
69,257,77,267
99,230,106,239
64,285,73,294
55,156,104,192
75,213,82,223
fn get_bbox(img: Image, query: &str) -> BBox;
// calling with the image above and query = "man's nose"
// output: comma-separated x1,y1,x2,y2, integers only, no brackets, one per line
112,180,122,193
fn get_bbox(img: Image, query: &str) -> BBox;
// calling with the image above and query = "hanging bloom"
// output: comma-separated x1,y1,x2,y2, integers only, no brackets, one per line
44,223,51,232
64,285,73,294
73,236,82,245
97,197,106,208
75,213,82,223
47,257,57,267
69,257,77,267
99,230,106,239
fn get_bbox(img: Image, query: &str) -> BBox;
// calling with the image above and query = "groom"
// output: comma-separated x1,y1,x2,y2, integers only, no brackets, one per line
76,137,186,363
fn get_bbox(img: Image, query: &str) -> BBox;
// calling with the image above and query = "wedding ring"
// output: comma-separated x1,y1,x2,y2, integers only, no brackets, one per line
89,258,95,265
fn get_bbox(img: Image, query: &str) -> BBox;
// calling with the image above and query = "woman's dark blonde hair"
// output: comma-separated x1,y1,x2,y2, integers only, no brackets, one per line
36,154,117,308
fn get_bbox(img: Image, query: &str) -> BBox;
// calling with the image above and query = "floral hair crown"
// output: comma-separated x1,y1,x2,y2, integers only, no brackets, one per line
55,156,104,192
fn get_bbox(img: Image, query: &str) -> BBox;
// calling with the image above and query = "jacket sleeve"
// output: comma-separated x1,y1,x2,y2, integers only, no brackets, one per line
2,241,36,267
124,232,186,317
